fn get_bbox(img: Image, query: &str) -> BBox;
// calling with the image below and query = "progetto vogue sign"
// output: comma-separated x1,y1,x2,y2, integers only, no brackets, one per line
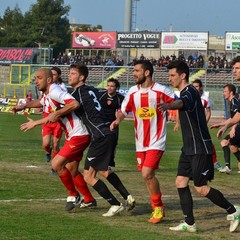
161,32,208,50
117,32,160,48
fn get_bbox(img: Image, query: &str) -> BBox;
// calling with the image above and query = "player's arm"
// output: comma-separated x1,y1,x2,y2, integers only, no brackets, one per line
159,99,183,111
20,116,49,132
47,99,80,123
217,112,240,138
205,107,211,123
110,111,125,131
12,99,41,114
173,110,180,132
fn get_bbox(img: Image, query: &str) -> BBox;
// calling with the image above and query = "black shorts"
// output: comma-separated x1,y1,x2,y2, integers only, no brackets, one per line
84,134,115,171
224,125,240,147
177,152,214,187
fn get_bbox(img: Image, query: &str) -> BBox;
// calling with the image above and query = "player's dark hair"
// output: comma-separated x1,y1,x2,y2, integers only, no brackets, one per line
224,83,236,95
134,60,154,77
192,79,203,94
167,60,189,82
107,78,120,90
231,56,240,66
70,64,89,82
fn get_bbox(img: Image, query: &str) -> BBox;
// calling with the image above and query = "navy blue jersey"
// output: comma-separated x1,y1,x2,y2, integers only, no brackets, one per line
179,84,213,155
72,84,111,140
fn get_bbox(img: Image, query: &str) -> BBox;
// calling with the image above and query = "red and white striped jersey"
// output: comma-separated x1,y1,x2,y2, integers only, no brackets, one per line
40,83,88,140
121,82,175,151
201,92,211,109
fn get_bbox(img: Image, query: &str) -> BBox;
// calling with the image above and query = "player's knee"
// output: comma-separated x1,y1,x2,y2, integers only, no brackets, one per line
194,185,210,196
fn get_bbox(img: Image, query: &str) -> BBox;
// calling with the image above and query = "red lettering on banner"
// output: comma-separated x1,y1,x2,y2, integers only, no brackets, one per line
0,48,33,63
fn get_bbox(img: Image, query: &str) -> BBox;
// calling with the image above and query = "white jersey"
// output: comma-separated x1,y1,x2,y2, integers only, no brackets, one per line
201,92,211,109
40,83,88,140
121,82,175,151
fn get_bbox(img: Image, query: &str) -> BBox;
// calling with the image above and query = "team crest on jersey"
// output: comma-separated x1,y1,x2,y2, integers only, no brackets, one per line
107,100,112,105
136,107,156,119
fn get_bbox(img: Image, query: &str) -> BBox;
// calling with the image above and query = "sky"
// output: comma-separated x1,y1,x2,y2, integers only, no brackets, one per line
0,0,239,38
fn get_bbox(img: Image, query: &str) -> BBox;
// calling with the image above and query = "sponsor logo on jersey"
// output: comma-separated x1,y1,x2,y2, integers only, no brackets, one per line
136,107,156,119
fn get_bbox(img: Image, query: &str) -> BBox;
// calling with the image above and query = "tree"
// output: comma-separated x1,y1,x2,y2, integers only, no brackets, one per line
25,0,71,56
0,0,71,57
0,5,26,47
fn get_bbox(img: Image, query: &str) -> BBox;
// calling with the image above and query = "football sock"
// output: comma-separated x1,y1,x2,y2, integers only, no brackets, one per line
233,151,240,161
151,192,163,210
223,146,231,168
59,168,78,197
212,145,218,163
178,187,195,225
106,172,130,200
73,173,94,202
93,179,120,206
205,187,236,214
52,150,59,159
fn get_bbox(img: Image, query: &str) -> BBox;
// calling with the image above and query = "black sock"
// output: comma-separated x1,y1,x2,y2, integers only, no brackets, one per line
223,146,231,168
107,172,130,200
93,179,120,206
233,151,240,162
178,187,195,225
205,187,235,214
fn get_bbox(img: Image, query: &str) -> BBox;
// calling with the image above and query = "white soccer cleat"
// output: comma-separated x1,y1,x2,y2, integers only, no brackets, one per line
102,203,124,217
227,205,240,232
126,195,136,211
169,221,197,233
219,166,232,174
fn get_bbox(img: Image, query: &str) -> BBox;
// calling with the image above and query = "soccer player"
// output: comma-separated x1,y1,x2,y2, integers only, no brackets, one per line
160,60,239,233
48,64,135,217
15,68,96,211
192,79,222,171
110,60,176,224
98,78,125,167
211,57,240,174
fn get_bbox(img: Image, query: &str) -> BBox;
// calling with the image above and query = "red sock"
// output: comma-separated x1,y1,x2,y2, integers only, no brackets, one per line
151,193,163,210
52,151,59,159
59,168,78,197
73,173,94,202
212,145,218,164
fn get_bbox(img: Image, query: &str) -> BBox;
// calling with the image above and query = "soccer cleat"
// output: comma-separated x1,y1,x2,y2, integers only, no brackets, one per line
219,166,232,174
102,203,124,217
227,205,240,232
64,195,81,212
169,221,197,232
79,199,97,208
148,206,164,224
126,195,136,211
215,162,223,171
45,153,51,162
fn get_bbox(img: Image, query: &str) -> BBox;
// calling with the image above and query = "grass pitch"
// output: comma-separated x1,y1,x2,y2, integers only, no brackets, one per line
0,112,240,240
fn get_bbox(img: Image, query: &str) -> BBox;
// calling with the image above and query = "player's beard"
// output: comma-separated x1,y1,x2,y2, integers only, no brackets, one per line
135,75,146,85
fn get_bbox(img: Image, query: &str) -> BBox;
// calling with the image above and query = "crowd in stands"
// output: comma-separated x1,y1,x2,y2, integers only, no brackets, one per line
51,52,232,71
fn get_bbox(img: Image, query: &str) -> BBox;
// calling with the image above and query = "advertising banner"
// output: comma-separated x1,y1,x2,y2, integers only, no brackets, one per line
0,48,36,64
116,32,160,48
225,32,240,51
72,32,116,49
161,32,208,50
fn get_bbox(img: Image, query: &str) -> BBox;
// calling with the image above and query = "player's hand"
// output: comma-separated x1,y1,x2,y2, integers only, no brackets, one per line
210,123,221,129
47,112,59,123
173,122,179,132
12,105,25,115
20,117,35,132
158,102,168,113
217,126,227,139
110,120,119,131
